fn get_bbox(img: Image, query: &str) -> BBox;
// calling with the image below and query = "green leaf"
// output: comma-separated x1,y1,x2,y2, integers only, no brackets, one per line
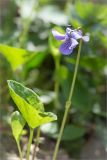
41,124,86,140
49,32,60,58
11,111,26,142
8,80,57,128
0,44,34,70
66,56,106,73
57,65,68,81
72,80,92,112
62,125,86,141
8,80,44,112
24,51,47,70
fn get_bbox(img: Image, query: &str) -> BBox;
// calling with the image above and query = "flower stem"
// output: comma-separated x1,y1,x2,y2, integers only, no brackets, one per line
26,127,34,160
17,141,23,160
68,40,82,101
52,40,82,160
32,127,41,160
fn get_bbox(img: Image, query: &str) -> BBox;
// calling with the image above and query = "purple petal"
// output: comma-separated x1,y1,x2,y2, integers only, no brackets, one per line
71,30,82,39
82,34,90,42
59,39,74,55
70,38,78,48
66,27,72,34
77,30,82,36
78,30,90,42
52,29,65,40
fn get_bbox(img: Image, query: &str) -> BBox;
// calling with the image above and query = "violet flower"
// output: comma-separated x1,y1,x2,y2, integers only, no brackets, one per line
52,27,89,55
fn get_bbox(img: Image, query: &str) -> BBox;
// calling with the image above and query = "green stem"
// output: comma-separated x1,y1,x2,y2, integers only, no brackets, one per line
32,127,41,160
17,141,23,160
52,40,82,160
26,127,34,160
68,40,82,101
19,4,36,47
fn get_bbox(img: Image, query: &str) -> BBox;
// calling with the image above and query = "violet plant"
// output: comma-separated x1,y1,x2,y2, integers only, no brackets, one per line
52,25,89,160
6,25,89,160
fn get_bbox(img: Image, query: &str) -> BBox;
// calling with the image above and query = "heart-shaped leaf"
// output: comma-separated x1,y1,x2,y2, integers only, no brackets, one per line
8,80,57,128
0,44,34,70
11,111,26,142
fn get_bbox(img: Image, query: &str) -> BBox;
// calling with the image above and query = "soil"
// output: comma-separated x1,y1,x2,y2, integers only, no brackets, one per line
0,126,107,160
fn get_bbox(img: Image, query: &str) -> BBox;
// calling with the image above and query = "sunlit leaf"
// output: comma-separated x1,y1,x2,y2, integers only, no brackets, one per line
11,111,26,142
8,80,57,128
0,44,47,71
0,44,33,70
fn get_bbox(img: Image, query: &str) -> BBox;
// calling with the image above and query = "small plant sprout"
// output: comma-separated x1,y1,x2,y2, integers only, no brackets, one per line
7,80,57,160
52,25,89,160
11,111,25,160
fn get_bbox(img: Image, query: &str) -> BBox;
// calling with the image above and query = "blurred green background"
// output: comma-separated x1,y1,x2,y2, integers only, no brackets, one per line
0,0,107,159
